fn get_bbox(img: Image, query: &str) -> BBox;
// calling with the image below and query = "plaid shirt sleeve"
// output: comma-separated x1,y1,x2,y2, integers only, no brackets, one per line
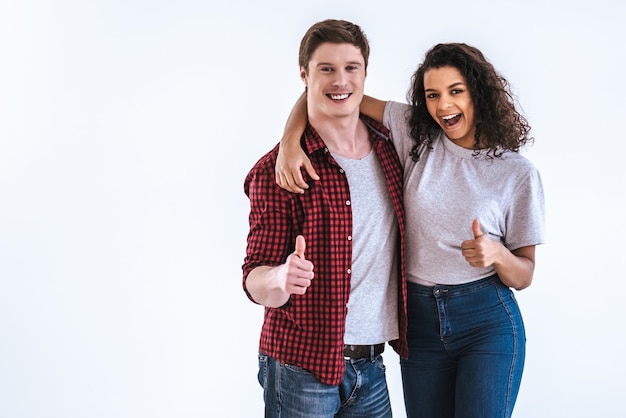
242,143,296,303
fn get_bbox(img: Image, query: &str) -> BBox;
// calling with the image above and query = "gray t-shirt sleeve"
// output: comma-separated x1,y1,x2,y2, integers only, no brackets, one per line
504,161,546,250
383,101,414,168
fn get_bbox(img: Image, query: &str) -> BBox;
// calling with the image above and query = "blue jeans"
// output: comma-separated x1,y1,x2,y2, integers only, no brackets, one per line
401,275,525,418
258,353,392,417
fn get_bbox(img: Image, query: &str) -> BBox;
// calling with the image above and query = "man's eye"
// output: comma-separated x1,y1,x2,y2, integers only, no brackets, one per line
346,66,358,71
321,67,333,73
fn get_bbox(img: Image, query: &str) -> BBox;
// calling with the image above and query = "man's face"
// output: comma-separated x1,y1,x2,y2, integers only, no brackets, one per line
300,42,366,121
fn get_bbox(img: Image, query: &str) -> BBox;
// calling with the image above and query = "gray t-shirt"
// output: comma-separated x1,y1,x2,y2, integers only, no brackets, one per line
332,150,399,344
383,101,545,285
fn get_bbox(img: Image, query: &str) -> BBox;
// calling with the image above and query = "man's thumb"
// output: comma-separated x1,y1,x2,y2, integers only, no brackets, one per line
294,235,306,259
472,219,484,239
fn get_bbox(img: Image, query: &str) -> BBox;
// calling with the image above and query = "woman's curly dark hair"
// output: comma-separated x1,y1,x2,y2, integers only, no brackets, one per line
407,43,533,161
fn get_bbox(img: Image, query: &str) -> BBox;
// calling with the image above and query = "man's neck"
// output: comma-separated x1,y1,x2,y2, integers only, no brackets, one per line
309,113,371,160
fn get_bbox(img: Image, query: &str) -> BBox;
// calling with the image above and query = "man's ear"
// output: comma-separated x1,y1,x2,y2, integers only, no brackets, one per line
300,67,308,86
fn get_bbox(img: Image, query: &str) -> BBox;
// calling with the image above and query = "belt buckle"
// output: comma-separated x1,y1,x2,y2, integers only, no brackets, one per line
344,344,378,360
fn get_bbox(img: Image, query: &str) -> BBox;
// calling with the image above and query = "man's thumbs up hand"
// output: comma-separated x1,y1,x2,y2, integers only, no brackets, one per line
279,235,314,296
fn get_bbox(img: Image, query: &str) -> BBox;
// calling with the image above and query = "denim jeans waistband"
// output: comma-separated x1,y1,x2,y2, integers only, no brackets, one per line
407,274,502,297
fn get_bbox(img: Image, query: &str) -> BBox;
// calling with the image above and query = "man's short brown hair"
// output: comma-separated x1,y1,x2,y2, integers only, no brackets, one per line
298,19,370,73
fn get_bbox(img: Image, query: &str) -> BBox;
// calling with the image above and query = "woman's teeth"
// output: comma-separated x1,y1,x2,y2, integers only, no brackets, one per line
442,113,461,126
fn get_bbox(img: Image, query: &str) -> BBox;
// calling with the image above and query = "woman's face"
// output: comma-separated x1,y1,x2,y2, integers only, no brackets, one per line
424,65,476,149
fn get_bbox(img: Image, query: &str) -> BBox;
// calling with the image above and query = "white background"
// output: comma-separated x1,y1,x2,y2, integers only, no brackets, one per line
1,1,624,417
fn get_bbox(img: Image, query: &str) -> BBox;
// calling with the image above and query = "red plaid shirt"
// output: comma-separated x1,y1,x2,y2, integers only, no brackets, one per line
242,115,407,385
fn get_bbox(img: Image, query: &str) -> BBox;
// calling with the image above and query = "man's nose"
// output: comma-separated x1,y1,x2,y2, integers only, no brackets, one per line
332,70,348,86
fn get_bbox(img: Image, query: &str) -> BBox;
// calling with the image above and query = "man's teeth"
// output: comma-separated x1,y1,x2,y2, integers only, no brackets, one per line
330,93,349,100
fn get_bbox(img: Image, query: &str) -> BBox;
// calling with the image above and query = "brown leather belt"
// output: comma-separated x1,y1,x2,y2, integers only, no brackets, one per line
343,343,385,360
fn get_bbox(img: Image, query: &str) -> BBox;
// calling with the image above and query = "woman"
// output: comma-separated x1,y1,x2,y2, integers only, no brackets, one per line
275,43,545,418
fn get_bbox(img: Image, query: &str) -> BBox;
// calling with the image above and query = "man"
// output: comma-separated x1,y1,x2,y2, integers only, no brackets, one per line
242,19,407,417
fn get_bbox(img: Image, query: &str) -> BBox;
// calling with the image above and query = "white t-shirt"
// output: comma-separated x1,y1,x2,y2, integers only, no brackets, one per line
332,150,399,344
383,101,545,285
